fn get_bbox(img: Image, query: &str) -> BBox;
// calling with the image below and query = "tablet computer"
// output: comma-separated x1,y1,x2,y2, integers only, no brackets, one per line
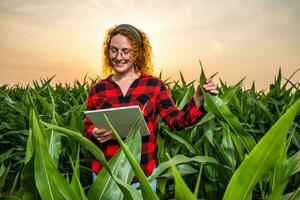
84,105,150,138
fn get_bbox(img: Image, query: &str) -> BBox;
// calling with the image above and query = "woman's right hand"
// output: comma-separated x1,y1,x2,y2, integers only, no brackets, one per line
92,127,114,143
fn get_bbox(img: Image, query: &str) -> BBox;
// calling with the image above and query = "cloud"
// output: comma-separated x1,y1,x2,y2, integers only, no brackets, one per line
0,0,299,89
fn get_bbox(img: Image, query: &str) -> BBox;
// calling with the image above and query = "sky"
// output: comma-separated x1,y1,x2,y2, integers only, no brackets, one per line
0,0,299,91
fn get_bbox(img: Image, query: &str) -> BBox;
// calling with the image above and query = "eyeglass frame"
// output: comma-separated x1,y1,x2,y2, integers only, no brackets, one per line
108,46,133,60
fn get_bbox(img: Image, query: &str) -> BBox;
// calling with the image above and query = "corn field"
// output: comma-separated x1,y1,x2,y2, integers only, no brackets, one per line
0,68,299,200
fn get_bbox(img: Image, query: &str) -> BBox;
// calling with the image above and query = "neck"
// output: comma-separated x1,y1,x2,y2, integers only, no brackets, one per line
113,70,141,82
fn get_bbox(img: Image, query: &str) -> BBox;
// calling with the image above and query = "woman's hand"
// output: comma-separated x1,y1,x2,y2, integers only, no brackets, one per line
193,77,219,108
92,127,114,143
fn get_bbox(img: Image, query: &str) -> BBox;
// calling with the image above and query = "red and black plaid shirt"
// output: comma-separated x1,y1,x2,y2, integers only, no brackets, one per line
83,73,205,177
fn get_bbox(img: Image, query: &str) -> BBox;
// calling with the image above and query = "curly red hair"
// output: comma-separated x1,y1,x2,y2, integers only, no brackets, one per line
102,25,153,76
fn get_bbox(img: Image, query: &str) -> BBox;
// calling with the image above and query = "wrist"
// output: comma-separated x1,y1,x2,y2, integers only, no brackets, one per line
193,94,204,108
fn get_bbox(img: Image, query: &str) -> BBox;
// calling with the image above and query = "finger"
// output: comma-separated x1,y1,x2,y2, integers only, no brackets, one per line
94,128,106,134
209,89,219,95
93,129,106,138
98,134,113,141
204,81,215,87
95,130,113,138
204,85,217,91
102,130,113,137
98,135,114,143
205,78,212,83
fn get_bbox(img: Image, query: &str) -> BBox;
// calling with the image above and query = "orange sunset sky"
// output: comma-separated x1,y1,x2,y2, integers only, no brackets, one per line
0,0,299,91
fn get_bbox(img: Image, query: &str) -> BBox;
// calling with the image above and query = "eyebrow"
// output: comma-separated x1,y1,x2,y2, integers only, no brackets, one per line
109,46,132,51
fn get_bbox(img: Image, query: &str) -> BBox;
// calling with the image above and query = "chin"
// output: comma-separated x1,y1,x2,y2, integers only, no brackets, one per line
114,67,129,74
114,63,133,73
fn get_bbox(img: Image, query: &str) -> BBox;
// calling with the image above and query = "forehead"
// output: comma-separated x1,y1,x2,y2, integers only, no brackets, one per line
110,34,132,48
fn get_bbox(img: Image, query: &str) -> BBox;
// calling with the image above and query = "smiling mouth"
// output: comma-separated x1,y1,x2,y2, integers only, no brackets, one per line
113,60,129,67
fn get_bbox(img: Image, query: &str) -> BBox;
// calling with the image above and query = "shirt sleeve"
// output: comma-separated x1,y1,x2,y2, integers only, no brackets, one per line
156,81,206,131
83,85,96,140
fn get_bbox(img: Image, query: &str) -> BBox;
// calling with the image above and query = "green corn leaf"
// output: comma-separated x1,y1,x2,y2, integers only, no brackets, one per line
267,155,289,200
106,125,142,200
0,197,22,200
223,99,300,200
194,110,214,126
0,163,11,193
31,110,61,200
48,87,62,167
267,180,289,200
195,80,242,127
24,122,34,164
164,129,197,154
70,149,87,200
220,78,244,104
220,122,237,169
158,164,198,178
42,122,142,200
21,157,37,200
0,149,14,165
32,109,80,200
268,137,299,200
281,186,300,200
69,111,83,132
103,114,159,200
180,71,187,87
203,92,256,152
166,154,197,200
178,86,194,110
285,150,300,178
188,126,198,144
203,120,215,146
34,91,63,123
199,66,256,153
244,93,274,123
88,119,141,200
230,131,243,162
148,154,218,182
205,181,218,200
193,163,203,198
9,169,20,196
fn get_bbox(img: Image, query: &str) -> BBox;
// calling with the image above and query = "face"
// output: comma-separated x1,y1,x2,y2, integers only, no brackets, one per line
108,34,137,75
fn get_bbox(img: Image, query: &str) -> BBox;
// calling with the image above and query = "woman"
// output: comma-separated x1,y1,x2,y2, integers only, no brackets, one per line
83,24,218,187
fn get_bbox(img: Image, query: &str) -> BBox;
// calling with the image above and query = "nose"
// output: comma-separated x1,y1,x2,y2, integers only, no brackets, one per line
116,51,123,60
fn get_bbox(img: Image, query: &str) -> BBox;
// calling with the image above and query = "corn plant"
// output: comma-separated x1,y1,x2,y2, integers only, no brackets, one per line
0,68,299,199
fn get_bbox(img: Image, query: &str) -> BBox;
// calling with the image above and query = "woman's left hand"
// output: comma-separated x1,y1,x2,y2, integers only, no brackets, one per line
193,77,219,107
201,77,219,95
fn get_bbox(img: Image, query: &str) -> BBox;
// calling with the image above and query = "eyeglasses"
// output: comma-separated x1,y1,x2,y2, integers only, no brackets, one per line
108,46,132,60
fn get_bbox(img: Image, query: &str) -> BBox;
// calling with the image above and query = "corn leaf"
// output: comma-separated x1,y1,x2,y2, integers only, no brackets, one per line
285,150,300,178
223,99,300,200
70,149,87,200
48,87,62,167
281,186,300,200
32,109,80,200
42,122,142,200
0,197,22,200
167,154,197,200
220,122,237,169
199,66,256,153
104,114,159,200
178,86,194,110
164,129,197,154
193,163,203,198
0,163,10,193
88,119,142,200
148,154,217,182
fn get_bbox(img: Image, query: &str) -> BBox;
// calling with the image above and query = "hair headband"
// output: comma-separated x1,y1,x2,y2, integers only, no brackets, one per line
115,24,142,49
